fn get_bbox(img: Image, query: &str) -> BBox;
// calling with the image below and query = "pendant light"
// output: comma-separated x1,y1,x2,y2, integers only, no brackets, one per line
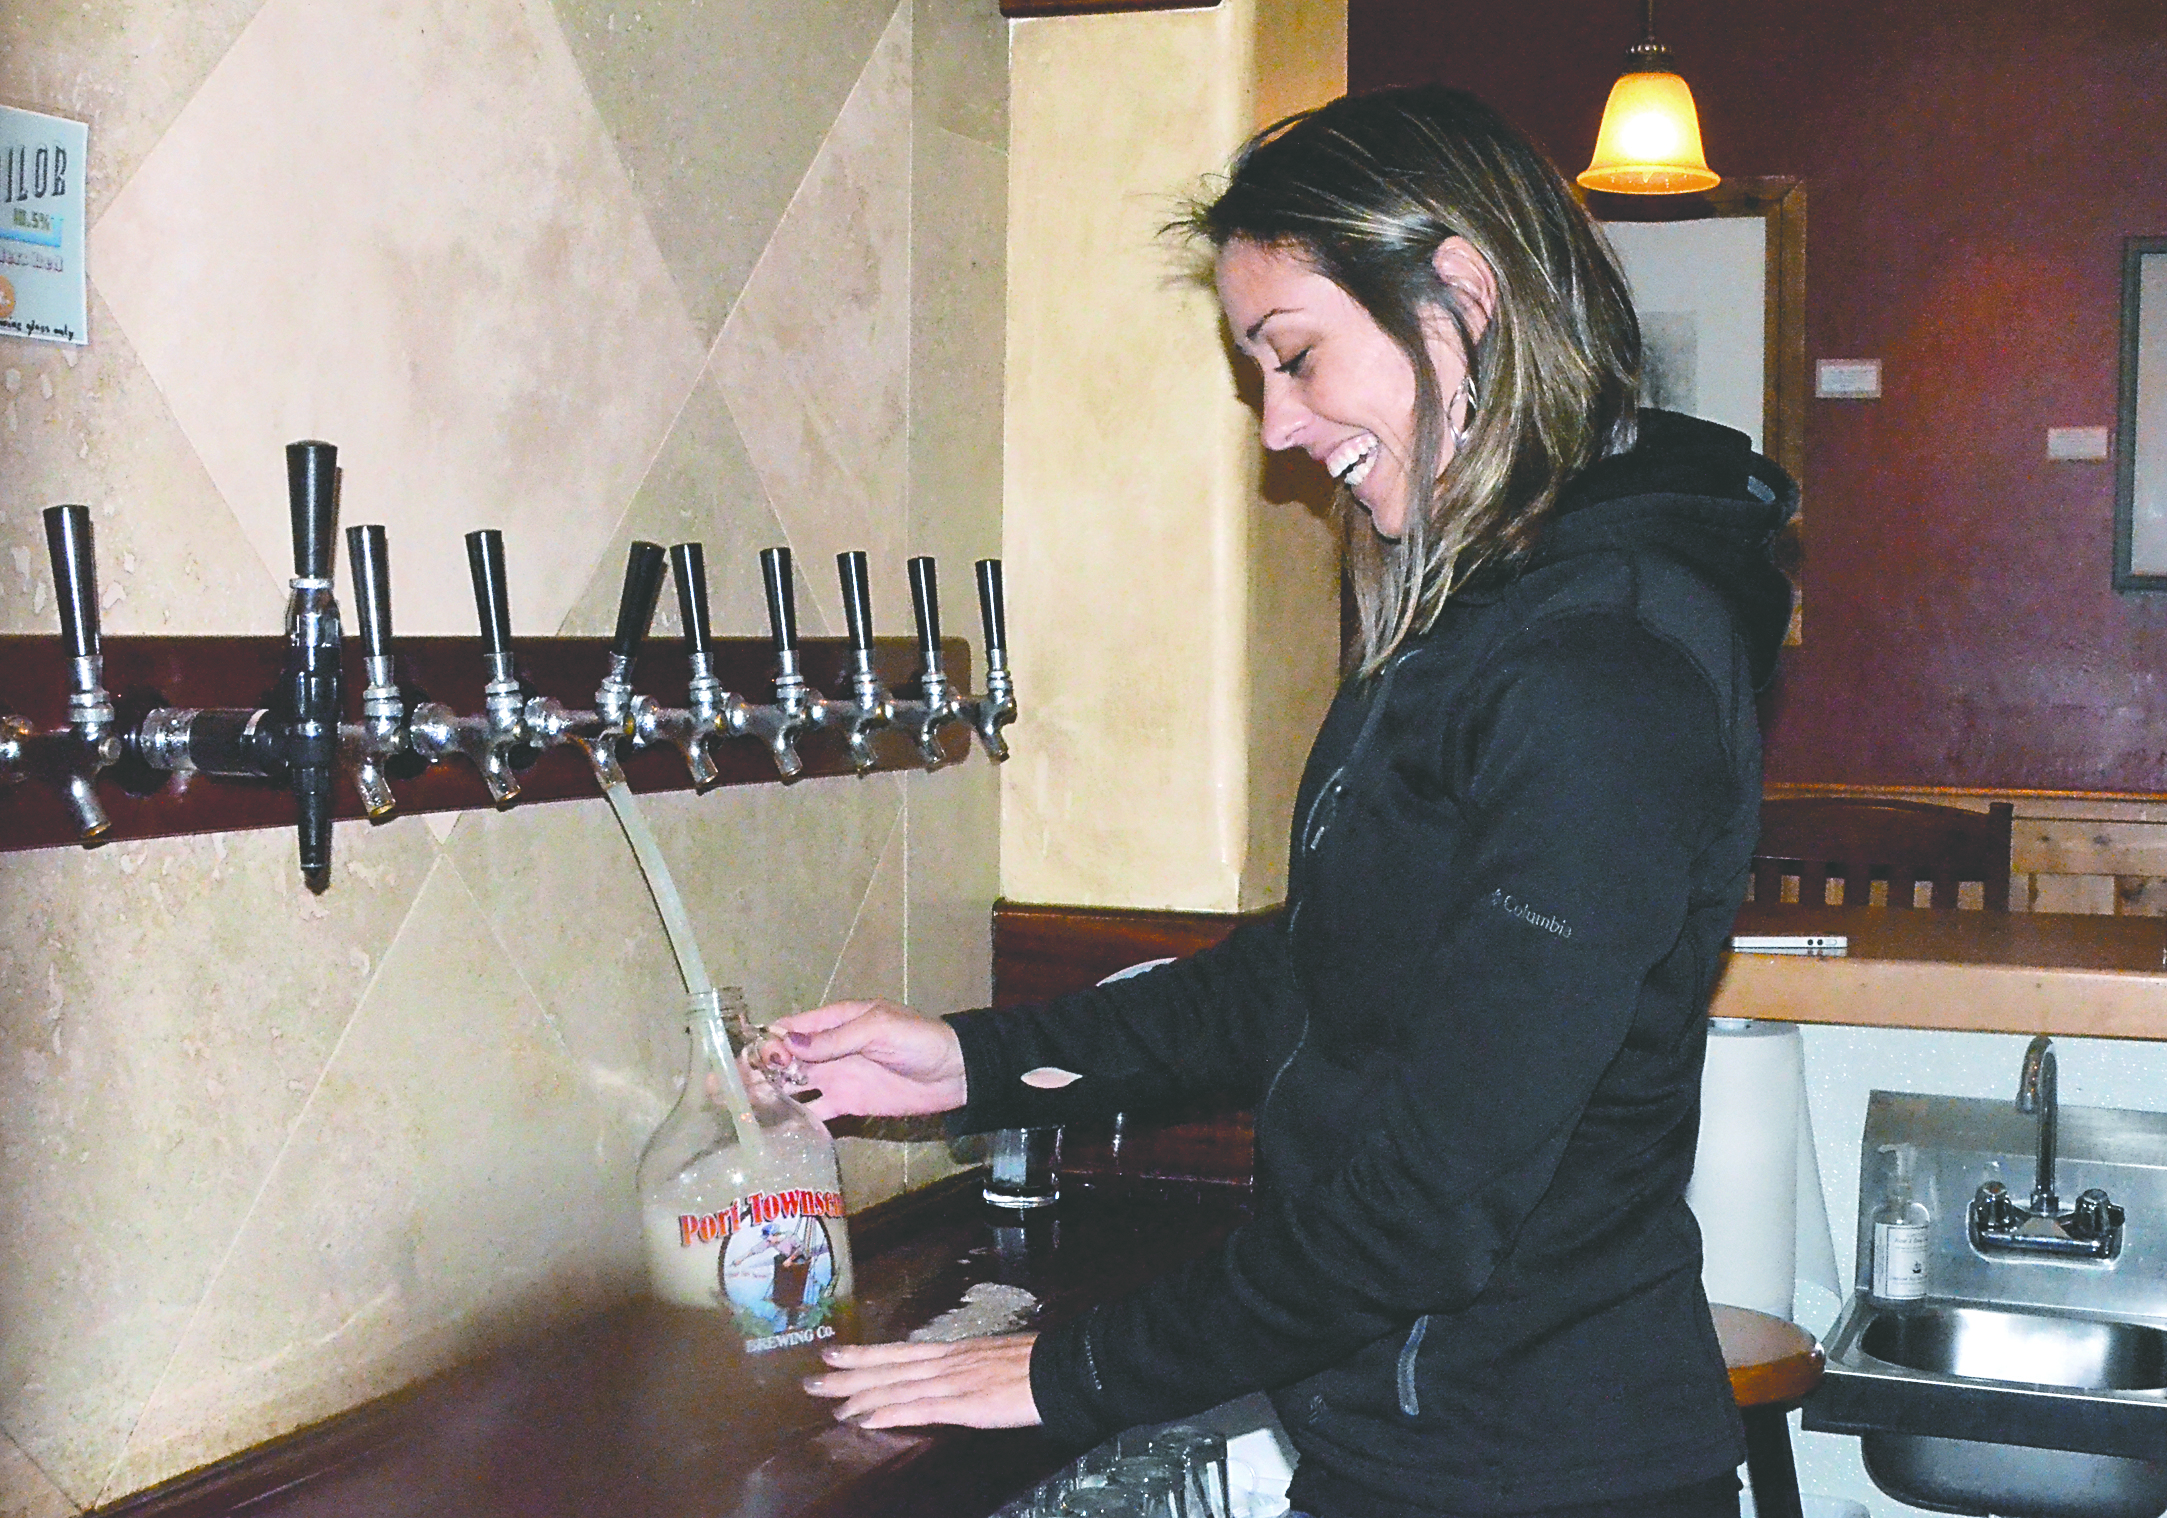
1577,0,1719,195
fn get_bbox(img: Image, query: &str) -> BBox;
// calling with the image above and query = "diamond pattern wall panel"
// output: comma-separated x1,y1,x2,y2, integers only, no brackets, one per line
90,0,705,637
714,1,912,641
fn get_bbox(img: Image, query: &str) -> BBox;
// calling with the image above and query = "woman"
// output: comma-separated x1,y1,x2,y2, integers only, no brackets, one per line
777,86,1794,1517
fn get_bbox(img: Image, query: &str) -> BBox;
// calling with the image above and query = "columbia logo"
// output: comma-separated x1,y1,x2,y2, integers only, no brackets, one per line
1486,886,1573,939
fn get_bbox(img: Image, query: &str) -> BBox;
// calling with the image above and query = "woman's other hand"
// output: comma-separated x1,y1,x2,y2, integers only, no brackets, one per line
766,998,967,1120
803,1335,1039,1429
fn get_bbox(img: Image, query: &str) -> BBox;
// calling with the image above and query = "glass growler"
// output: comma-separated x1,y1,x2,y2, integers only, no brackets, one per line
637,988,854,1352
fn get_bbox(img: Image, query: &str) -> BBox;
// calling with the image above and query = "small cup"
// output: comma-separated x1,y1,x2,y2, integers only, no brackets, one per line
984,1125,1062,1209
1137,1427,1231,1518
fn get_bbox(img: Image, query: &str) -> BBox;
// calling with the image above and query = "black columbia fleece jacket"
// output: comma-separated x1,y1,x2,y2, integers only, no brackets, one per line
946,411,1795,1516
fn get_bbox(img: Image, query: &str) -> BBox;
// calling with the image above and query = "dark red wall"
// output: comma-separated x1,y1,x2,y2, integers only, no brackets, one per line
1351,1,2167,792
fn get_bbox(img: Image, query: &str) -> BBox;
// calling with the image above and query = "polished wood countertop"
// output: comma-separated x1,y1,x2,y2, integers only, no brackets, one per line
101,1177,1250,1518
1713,904,2167,1039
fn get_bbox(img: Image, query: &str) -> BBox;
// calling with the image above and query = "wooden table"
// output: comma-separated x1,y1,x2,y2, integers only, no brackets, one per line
100,1178,1249,1518
1714,904,2167,1040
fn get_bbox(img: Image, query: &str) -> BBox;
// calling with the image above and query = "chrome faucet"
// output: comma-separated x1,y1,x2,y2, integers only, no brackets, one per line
633,542,734,787
724,546,823,777
407,529,533,803
342,523,404,818
816,549,894,774
2,505,122,838
887,555,970,768
1969,1036,2126,1261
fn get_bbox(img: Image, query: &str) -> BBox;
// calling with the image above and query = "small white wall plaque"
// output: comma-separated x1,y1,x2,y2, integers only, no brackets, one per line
1815,359,1882,399
0,104,88,346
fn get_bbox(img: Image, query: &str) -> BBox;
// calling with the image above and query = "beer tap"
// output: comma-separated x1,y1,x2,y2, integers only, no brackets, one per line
888,555,968,769
635,542,730,787
522,541,667,786
726,546,823,778
6,504,122,838
282,442,345,889
128,444,347,887
407,529,529,803
342,524,402,819
817,550,894,774
961,558,1016,761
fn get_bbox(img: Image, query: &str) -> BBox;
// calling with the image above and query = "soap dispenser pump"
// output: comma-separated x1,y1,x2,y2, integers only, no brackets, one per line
1870,1141,1931,1306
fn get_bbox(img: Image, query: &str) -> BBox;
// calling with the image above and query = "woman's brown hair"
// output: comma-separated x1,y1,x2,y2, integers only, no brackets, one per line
1176,87,1643,677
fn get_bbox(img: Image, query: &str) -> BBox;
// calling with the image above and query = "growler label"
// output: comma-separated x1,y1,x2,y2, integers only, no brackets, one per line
681,1188,845,1351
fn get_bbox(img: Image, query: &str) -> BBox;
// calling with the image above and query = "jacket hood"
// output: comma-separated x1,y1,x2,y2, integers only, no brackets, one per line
1524,408,1795,688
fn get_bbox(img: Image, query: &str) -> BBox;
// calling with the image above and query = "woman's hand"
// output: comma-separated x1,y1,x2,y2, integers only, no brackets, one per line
764,998,968,1121
803,1335,1040,1429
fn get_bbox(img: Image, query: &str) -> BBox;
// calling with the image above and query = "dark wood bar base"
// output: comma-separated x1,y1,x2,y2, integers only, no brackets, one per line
93,1174,1249,1518
0,634,975,855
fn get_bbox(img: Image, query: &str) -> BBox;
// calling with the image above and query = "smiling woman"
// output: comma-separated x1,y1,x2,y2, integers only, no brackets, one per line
780,85,1797,1518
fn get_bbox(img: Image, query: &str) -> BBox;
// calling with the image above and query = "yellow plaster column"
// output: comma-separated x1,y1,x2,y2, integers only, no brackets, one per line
1002,0,1347,914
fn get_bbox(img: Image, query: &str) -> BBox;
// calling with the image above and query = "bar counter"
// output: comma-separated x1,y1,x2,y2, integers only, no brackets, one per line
103,1177,1250,1518
1715,903,2167,1040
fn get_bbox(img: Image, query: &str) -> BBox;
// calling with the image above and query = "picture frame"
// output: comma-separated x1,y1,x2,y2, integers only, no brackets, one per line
2113,238,2167,592
1593,178,1807,642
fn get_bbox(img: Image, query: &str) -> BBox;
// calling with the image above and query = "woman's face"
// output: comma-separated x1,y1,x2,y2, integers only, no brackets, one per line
1216,238,1487,540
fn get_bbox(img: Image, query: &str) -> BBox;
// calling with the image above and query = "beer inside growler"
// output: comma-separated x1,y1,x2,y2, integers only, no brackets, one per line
637,988,855,1353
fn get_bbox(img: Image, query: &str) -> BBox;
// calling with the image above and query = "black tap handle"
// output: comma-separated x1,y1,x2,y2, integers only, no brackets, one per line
908,555,942,664
836,551,875,651
42,504,99,659
670,542,713,656
287,441,339,580
612,541,667,661
465,529,513,654
346,525,393,658
759,547,799,655
974,558,1007,660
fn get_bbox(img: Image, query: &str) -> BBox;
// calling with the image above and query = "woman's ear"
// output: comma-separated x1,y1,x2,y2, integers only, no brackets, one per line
1430,237,1498,343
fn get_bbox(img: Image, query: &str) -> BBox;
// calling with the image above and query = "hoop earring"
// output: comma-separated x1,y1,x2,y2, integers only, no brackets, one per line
1450,375,1477,452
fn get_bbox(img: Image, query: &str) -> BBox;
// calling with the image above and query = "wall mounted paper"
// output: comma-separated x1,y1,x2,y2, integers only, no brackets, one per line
1688,1020,1840,1321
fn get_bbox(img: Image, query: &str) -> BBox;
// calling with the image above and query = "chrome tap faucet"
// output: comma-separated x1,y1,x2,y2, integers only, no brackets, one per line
633,542,731,787
960,557,1016,762
888,555,968,769
343,523,403,819
407,529,531,803
724,546,822,778
7,504,122,838
1969,1035,2126,1261
558,540,667,786
817,549,893,774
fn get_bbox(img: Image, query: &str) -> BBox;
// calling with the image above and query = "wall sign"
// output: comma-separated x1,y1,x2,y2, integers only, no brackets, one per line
0,104,88,346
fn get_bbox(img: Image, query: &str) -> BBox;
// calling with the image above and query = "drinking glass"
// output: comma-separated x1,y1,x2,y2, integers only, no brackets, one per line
1137,1426,1231,1518
1104,1454,1188,1518
1060,1488,1146,1518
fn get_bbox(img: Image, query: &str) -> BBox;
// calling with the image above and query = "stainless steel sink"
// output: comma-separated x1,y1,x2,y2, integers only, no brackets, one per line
1859,1302,2167,1392
1802,1092,2167,1518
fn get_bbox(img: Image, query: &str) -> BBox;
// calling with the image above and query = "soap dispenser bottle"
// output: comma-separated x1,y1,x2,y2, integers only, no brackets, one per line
1870,1141,1931,1306
637,987,854,1353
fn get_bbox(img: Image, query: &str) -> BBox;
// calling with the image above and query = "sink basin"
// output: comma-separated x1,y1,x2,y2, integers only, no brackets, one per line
1860,1303,2167,1392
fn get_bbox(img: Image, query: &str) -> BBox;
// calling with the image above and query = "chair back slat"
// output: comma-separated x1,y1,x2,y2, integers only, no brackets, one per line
1751,799,2014,913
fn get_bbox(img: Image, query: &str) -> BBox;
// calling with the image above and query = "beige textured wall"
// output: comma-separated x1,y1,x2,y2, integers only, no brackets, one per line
0,0,1004,1507
1002,0,1345,915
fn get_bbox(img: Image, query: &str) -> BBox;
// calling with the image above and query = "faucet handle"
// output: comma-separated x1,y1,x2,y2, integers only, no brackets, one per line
465,529,515,654
2073,1188,2125,1240
669,542,714,658
611,541,667,663
907,555,945,679
287,441,338,581
974,557,1008,673
838,550,875,652
346,524,394,659
759,546,800,659
43,504,101,662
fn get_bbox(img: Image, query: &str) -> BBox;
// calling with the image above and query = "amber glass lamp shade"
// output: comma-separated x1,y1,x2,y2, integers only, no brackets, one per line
1578,69,1720,195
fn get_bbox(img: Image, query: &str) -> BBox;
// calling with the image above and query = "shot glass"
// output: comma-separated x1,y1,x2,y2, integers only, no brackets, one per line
983,1124,1062,1208
1137,1426,1231,1518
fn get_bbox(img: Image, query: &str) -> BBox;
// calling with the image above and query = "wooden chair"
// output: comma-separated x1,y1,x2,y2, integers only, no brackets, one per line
1752,798,2014,911
1713,1304,1825,1518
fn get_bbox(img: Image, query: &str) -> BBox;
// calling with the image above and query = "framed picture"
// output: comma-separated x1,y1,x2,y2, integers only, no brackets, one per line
2114,238,2167,591
1595,179,1807,642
